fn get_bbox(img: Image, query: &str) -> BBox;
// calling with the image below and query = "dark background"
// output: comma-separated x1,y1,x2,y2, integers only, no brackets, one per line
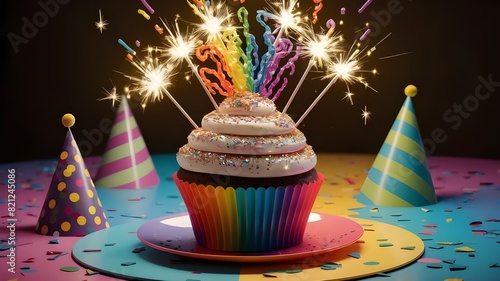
1,0,499,164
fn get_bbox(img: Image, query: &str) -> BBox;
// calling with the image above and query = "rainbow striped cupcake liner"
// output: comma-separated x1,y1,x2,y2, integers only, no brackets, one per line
173,172,324,252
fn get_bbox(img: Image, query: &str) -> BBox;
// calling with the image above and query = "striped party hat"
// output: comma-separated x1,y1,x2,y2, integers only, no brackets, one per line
36,114,109,236
358,85,437,207
95,96,159,189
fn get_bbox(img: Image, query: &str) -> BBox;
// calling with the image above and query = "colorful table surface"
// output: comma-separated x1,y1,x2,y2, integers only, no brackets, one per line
1,153,499,281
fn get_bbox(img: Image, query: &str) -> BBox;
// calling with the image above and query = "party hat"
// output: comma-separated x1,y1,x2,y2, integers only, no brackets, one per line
358,85,437,207
35,114,110,236
94,96,159,189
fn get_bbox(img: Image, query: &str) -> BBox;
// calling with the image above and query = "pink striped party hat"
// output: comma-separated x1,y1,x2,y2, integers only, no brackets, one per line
95,96,159,189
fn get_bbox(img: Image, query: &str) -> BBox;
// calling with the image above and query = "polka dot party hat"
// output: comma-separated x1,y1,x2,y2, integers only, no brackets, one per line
358,85,437,207
94,95,159,189
35,114,109,236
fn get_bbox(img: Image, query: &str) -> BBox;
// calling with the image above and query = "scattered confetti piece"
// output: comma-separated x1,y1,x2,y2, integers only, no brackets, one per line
489,263,500,268
401,246,416,250
429,245,444,250
423,223,438,228
83,248,102,252
376,272,391,277
320,262,342,270
105,243,117,246
437,242,462,245
469,221,483,227
419,230,437,235
379,243,393,247
443,259,456,264
370,208,379,213
48,252,68,260
421,208,431,212
426,264,443,269
418,258,441,263
363,261,380,266
121,262,137,266
49,239,59,244
390,213,402,217
449,264,467,271
60,266,80,272
446,218,453,222
86,269,100,275
121,214,146,218
46,251,63,255
348,252,360,259
444,279,463,281
132,246,146,253
455,246,475,252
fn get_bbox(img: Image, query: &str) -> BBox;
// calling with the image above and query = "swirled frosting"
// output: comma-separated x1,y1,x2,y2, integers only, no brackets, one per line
177,92,317,178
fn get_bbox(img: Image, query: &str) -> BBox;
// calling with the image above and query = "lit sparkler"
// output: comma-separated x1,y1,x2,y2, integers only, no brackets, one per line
295,40,377,127
281,19,343,116
260,0,305,45
117,47,199,128
160,16,220,110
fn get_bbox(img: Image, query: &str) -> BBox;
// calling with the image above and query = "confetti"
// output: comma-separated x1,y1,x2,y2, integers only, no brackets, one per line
379,243,393,247
363,261,380,265
419,230,437,235
60,266,80,272
83,248,102,252
121,261,137,266
105,243,117,246
449,264,467,271
86,269,100,275
48,252,68,260
348,252,360,259
455,246,475,252
132,246,146,253
469,221,482,227
401,246,416,250
49,239,59,244
320,262,342,270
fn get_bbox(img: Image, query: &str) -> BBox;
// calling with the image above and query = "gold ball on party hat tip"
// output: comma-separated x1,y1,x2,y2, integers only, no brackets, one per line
404,84,418,97
62,113,75,128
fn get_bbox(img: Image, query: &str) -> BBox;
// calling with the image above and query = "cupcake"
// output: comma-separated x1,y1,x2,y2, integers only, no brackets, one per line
174,92,323,252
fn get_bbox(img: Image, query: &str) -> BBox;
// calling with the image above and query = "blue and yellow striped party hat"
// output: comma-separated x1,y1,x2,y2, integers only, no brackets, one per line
358,85,437,207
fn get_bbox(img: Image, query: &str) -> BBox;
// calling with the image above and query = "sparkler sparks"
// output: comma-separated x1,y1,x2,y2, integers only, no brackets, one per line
160,16,199,66
99,85,120,107
120,47,174,105
101,0,391,129
116,47,199,128
361,105,371,125
159,16,219,110
260,0,305,44
95,9,108,33
188,0,233,40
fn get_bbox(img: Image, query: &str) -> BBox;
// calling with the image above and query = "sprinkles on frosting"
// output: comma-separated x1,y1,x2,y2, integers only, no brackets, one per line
177,145,317,178
187,128,307,155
